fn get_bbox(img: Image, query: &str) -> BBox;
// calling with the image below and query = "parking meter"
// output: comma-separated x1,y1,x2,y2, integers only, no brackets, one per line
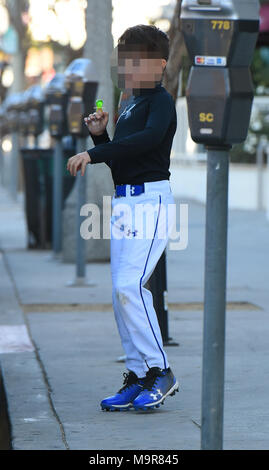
180,0,260,450
4,93,22,199
4,93,21,134
0,103,8,139
17,91,31,138
24,85,45,137
0,104,7,186
64,58,98,137
0,105,3,138
180,0,260,148
45,73,69,139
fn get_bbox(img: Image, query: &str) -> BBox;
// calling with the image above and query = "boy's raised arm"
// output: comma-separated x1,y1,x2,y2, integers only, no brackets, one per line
89,128,111,145
87,93,175,165
88,128,112,169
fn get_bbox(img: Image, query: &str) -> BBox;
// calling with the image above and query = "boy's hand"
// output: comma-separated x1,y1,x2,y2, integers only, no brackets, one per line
67,151,91,177
84,110,109,136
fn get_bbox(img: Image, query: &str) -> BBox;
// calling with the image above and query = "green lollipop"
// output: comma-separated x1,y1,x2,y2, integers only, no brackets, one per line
96,99,103,112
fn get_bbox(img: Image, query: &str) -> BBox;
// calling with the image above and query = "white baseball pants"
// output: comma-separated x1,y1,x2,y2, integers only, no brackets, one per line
110,180,175,378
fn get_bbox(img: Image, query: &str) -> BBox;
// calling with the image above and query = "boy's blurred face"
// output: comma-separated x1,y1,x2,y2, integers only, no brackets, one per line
110,47,167,91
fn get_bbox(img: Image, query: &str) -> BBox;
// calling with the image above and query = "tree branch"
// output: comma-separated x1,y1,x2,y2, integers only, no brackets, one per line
163,0,184,102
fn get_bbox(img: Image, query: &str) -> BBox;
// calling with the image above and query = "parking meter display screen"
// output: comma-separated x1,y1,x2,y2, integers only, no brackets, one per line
181,0,260,146
49,104,63,136
183,19,233,57
182,18,260,66
74,81,84,95
181,2,260,67
64,58,98,136
28,109,43,135
67,99,84,134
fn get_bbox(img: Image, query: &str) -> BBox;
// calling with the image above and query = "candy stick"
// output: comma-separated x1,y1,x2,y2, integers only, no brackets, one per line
95,99,103,113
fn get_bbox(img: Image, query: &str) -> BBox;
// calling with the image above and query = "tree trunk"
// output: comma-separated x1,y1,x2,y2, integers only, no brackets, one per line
9,48,26,93
163,0,184,102
62,0,114,262
6,0,29,92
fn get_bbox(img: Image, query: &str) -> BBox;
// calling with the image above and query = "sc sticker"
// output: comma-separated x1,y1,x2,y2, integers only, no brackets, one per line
199,113,214,123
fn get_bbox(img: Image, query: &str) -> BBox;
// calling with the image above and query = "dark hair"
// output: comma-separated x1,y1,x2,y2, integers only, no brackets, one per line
117,24,169,62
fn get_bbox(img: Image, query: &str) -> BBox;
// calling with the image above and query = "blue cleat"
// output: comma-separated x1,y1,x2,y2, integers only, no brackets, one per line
100,370,144,411
133,367,179,411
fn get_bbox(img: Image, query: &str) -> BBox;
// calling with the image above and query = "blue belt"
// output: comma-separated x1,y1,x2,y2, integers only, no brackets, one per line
115,183,145,197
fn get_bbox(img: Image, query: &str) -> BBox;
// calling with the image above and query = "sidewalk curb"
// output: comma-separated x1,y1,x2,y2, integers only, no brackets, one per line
0,250,67,450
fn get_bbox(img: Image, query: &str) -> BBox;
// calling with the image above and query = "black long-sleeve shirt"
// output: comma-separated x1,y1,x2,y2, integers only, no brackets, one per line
87,82,177,189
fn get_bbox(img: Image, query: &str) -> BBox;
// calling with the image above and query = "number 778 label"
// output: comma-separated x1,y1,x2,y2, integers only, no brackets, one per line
211,20,231,30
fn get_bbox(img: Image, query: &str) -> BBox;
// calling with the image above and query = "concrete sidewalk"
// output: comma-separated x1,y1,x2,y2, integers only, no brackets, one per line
0,185,269,450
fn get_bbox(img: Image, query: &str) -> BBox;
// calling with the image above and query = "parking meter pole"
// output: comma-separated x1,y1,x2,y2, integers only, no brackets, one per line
201,147,229,450
53,139,63,255
0,144,3,186
257,138,266,211
149,250,179,346
10,132,19,200
44,73,70,257
75,136,86,282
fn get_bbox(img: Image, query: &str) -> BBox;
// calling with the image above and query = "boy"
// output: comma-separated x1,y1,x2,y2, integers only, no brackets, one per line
67,25,179,411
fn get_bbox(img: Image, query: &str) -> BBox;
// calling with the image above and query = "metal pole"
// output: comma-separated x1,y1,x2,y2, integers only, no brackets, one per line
38,149,47,250
76,137,86,281
66,138,94,287
52,139,63,255
0,139,4,186
148,250,179,346
266,142,269,222
201,147,230,450
10,132,19,200
257,137,266,210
